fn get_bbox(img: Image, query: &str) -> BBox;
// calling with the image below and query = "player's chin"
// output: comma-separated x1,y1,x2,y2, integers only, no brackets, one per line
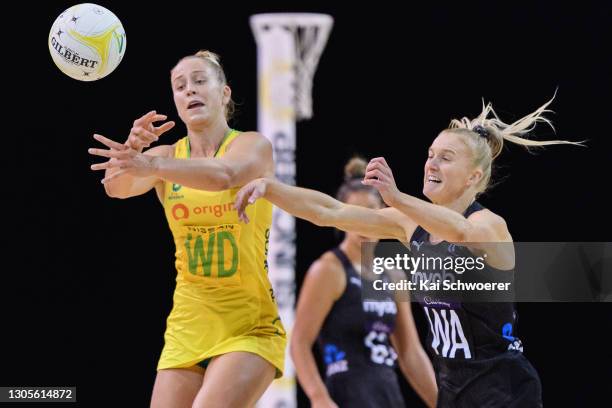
423,182,441,200
185,112,209,126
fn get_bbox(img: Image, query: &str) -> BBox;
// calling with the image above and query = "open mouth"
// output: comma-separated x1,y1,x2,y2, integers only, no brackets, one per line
427,175,442,184
187,101,205,109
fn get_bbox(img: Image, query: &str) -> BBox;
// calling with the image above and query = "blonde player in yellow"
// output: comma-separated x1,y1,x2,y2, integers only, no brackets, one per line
88,50,286,408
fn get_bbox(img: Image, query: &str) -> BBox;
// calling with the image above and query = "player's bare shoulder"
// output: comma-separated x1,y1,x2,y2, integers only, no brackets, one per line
468,208,511,242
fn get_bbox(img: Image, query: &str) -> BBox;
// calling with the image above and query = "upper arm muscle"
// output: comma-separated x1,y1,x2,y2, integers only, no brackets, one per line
293,253,345,345
219,132,273,188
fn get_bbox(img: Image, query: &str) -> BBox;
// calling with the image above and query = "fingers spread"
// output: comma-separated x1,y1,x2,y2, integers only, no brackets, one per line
248,190,260,204
134,110,157,126
90,161,113,171
239,212,250,224
131,127,158,143
234,189,248,212
90,158,127,171
150,114,168,123
88,148,127,159
154,121,176,136
94,134,126,150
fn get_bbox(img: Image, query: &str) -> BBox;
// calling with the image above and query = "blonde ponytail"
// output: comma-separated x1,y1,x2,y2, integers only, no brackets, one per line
447,92,585,194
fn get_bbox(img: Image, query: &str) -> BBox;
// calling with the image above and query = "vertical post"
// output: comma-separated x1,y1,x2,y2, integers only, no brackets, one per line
252,19,298,408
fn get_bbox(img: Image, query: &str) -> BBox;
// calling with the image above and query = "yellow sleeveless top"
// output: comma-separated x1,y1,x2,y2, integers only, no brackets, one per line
157,130,286,376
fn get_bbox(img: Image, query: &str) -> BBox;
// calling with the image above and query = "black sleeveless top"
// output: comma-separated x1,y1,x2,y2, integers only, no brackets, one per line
316,248,405,407
409,201,522,360
410,201,542,407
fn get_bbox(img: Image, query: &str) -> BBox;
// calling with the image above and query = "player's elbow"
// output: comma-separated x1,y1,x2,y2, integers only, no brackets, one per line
452,220,475,243
400,348,420,370
396,352,411,375
452,228,469,243
312,207,340,228
290,332,313,359
312,211,329,227
208,165,234,191
289,338,301,360
211,175,232,191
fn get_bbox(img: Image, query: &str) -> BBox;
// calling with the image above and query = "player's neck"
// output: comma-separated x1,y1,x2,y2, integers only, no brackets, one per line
435,191,476,215
187,118,230,157
340,238,371,275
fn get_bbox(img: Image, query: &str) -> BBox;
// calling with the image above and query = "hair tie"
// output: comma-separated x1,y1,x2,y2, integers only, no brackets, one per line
473,125,490,140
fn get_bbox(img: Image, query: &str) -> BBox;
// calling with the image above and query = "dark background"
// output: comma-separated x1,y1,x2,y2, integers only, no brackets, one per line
3,1,611,407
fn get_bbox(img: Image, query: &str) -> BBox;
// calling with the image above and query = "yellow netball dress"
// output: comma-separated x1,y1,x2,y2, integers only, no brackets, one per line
157,130,286,376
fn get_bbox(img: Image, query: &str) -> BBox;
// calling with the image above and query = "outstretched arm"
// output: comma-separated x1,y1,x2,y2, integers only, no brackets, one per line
150,132,273,191
89,110,175,199
364,157,511,244
90,136,173,199
90,131,273,193
234,178,416,240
